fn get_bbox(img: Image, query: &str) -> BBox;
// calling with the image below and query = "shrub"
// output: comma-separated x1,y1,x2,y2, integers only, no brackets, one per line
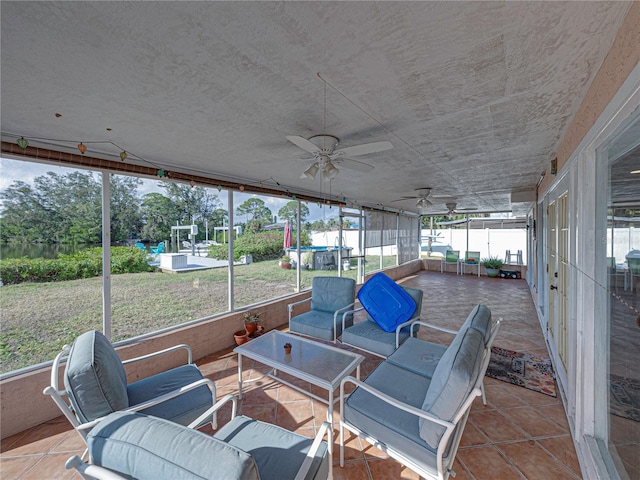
0,246,153,285
208,230,311,262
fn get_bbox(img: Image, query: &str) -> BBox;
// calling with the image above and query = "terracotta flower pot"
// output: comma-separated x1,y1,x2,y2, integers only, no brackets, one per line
244,322,258,335
234,330,249,345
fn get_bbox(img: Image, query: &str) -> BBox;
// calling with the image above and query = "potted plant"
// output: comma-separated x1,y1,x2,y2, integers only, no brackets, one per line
243,311,261,335
300,251,312,270
280,254,292,269
283,342,292,354
482,256,504,277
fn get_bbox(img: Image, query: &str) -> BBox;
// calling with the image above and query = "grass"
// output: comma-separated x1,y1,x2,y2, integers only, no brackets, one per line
0,256,396,374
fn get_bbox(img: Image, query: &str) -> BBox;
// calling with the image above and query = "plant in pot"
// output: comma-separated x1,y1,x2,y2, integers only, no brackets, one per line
243,311,261,335
280,254,292,269
482,256,504,277
300,252,312,270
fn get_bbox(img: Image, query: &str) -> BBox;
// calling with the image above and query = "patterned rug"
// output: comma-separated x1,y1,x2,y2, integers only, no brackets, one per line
485,346,557,397
610,374,640,422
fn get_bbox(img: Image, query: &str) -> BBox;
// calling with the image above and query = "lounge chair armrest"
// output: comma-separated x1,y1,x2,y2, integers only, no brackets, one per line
122,344,193,366
293,420,332,480
395,314,421,347
288,297,312,319
410,321,459,336
342,306,365,330
187,393,237,429
65,455,128,480
339,376,454,429
76,378,219,432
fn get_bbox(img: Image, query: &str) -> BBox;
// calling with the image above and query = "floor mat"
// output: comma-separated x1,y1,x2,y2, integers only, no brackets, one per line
610,373,640,422
486,346,557,397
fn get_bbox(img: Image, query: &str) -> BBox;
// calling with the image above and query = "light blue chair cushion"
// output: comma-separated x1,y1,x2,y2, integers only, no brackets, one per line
290,276,356,340
87,411,259,480
420,328,484,449
341,286,423,357
64,330,128,423
127,364,213,427
215,415,329,480
341,320,412,357
460,304,492,344
343,361,439,477
386,337,448,378
310,276,355,314
289,310,350,341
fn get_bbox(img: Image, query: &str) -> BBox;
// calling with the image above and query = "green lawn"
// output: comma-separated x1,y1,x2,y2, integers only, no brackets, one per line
0,256,396,374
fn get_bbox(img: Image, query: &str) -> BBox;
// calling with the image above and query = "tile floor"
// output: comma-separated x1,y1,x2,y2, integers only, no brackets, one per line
0,270,583,479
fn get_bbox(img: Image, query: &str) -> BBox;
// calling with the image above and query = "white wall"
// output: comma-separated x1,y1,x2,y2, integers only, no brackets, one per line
310,228,528,264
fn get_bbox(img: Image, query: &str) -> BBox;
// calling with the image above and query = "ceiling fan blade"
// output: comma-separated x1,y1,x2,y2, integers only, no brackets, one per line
333,141,393,157
286,135,321,154
391,195,419,202
334,157,374,173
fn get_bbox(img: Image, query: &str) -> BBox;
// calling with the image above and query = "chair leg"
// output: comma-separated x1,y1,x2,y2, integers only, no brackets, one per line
480,381,487,406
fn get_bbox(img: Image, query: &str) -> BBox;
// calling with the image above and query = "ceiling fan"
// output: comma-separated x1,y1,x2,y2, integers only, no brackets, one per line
392,188,452,214
444,201,478,217
287,134,393,180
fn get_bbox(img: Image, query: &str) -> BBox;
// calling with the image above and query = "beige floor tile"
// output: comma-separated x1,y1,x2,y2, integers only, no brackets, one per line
500,406,568,438
469,410,530,443
498,440,580,479
537,435,583,477
458,445,524,480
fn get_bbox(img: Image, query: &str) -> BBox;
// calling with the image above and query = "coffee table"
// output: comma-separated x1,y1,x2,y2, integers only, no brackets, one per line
234,330,364,428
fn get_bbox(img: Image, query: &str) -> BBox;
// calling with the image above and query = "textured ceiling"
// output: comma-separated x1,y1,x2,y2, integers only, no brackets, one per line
0,1,631,216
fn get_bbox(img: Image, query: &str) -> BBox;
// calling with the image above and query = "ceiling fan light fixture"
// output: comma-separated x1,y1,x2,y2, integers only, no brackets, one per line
301,163,319,179
323,161,339,179
416,197,431,214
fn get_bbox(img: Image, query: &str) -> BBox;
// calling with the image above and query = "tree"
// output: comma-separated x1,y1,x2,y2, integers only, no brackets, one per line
277,201,310,225
140,193,177,242
236,198,272,232
160,182,221,228
110,175,143,241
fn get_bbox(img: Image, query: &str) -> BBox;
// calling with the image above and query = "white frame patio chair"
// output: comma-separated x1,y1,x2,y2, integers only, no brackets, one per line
65,394,332,480
44,330,218,446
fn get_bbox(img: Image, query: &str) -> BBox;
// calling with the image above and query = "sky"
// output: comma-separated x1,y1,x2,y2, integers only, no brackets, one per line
0,156,339,224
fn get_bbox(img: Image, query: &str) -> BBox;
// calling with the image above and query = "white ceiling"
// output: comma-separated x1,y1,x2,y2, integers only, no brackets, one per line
0,1,631,216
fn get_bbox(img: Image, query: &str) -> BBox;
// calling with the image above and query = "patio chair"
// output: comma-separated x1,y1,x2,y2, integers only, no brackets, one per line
65,394,331,480
150,241,165,254
440,250,460,274
461,251,481,276
134,242,146,252
43,330,218,444
341,276,423,357
288,276,356,342
626,250,640,292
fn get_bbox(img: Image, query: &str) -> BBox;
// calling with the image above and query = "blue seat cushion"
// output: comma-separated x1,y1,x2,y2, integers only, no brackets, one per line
357,273,416,333
420,328,484,448
344,361,439,477
311,276,355,314
289,310,351,341
214,415,329,480
386,337,448,378
341,320,412,357
460,304,492,344
88,411,259,480
127,364,213,427
64,330,128,423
